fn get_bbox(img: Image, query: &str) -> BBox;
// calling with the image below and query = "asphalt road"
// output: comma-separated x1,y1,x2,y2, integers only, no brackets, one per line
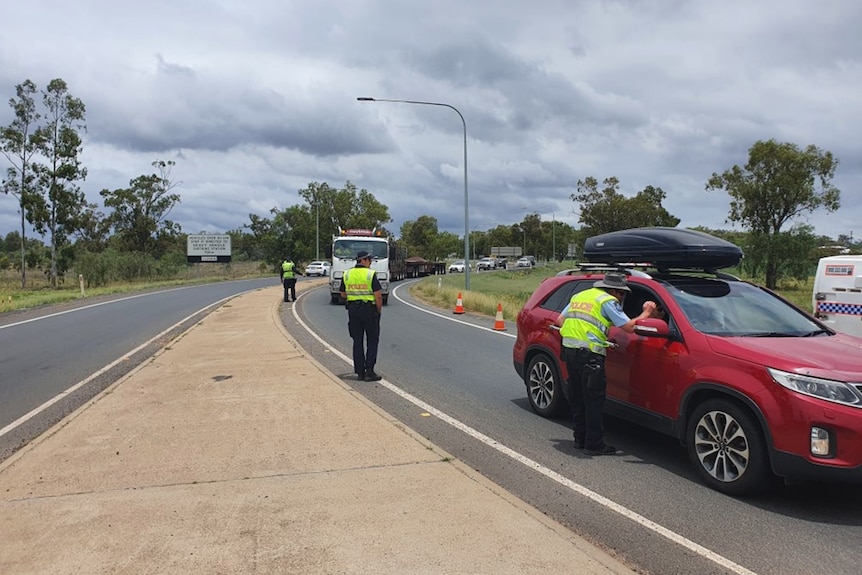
289,280,862,575
2,277,861,574
0,277,280,459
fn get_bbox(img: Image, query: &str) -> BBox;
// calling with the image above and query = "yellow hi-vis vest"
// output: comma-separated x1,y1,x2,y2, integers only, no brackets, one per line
560,287,616,355
281,261,295,279
344,267,376,302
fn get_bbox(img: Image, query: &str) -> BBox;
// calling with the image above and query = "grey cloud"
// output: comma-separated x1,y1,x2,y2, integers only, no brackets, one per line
2,0,862,242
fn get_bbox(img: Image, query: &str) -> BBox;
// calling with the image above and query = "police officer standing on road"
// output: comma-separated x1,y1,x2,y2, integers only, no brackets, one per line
281,258,302,303
339,251,383,382
554,272,656,456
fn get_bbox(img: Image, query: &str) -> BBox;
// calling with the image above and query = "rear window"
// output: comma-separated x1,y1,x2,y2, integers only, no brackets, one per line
540,280,594,313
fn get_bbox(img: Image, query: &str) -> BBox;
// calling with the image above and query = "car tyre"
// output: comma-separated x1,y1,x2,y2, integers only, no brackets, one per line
686,398,772,496
526,353,566,418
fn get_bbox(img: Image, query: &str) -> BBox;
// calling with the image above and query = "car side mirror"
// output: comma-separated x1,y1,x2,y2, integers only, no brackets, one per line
633,318,670,338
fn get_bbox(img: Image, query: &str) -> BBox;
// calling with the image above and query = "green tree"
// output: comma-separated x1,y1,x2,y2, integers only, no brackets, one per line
517,213,545,257
571,177,680,237
431,231,462,261
1,80,45,287
246,212,283,267
706,139,840,288
738,225,818,283
248,181,392,269
296,180,392,259
297,181,335,261
400,215,439,257
73,202,111,253
30,78,88,286
227,227,264,261
101,160,182,256
330,181,390,233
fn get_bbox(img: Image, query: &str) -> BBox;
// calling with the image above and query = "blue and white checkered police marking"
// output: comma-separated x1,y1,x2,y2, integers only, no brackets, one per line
817,302,862,315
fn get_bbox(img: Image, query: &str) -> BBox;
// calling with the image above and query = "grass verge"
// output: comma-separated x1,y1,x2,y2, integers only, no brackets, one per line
0,262,271,313
409,264,816,319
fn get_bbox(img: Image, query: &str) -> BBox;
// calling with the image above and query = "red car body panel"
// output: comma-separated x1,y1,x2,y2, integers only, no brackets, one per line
513,271,862,485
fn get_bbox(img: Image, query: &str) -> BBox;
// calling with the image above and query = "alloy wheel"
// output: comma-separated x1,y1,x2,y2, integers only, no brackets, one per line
693,410,750,483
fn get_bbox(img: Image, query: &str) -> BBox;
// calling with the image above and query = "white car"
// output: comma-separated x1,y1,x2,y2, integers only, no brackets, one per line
306,261,331,276
476,257,497,271
515,257,533,268
448,259,466,273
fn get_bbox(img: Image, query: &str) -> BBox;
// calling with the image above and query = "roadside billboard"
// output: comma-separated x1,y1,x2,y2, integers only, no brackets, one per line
187,234,232,263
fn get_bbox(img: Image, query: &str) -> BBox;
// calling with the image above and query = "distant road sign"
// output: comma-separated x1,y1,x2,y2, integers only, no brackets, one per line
187,234,232,263
491,246,521,257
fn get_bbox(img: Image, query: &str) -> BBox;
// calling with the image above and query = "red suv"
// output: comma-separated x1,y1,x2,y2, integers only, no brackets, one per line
513,262,862,496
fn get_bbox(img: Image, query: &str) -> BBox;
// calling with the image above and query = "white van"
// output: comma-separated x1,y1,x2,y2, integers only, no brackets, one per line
812,255,862,337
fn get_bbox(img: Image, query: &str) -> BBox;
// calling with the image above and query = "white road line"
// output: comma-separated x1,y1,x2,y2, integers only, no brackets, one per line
0,286,196,330
292,288,759,575
0,279,273,330
390,281,517,338
0,290,253,439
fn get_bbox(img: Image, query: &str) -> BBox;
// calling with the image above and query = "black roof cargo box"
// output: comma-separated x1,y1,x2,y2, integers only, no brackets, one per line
583,227,743,270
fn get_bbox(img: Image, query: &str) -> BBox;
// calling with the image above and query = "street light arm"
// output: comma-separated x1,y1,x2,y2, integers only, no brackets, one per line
357,97,466,125
357,96,471,290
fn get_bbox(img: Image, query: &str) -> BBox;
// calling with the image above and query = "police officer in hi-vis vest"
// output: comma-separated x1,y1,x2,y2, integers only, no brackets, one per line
339,251,383,382
281,258,302,302
554,272,656,456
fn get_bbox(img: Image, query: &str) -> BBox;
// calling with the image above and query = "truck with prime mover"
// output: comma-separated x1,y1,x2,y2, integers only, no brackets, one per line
329,228,402,305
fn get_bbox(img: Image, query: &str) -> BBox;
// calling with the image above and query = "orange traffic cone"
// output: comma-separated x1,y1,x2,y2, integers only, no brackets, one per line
493,302,506,331
453,292,465,314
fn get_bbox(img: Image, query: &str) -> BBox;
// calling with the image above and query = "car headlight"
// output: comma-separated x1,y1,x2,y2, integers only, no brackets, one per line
332,271,343,280
768,368,862,408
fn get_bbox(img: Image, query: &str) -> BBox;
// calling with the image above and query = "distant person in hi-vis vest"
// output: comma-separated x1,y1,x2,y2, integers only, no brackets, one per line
281,258,302,303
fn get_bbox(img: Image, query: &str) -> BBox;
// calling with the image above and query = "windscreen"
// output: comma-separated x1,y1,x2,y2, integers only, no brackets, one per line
665,279,823,336
333,239,388,260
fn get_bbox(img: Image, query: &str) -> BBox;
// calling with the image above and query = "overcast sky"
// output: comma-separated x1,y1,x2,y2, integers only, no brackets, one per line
2,0,860,243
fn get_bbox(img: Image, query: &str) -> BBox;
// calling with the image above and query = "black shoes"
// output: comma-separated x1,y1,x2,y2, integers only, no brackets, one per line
584,443,620,456
363,371,382,382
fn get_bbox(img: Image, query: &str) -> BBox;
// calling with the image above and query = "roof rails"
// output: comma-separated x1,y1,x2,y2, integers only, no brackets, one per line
556,262,741,281
556,263,654,278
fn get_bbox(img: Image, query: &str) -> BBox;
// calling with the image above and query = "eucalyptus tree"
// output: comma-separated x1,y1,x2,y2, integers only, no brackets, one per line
298,180,391,247
400,215,439,257
100,160,182,257
30,78,88,286
571,177,680,237
706,139,840,288
0,80,44,287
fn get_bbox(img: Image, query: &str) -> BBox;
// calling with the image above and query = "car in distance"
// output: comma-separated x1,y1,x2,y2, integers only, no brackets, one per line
476,257,497,271
515,257,533,268
305,260,331,276
513,228,862,496
448,259,466,273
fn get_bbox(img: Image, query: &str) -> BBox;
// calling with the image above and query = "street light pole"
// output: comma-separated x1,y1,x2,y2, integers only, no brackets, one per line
552,211,555,263
357,97,471,291
316,199,320,260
